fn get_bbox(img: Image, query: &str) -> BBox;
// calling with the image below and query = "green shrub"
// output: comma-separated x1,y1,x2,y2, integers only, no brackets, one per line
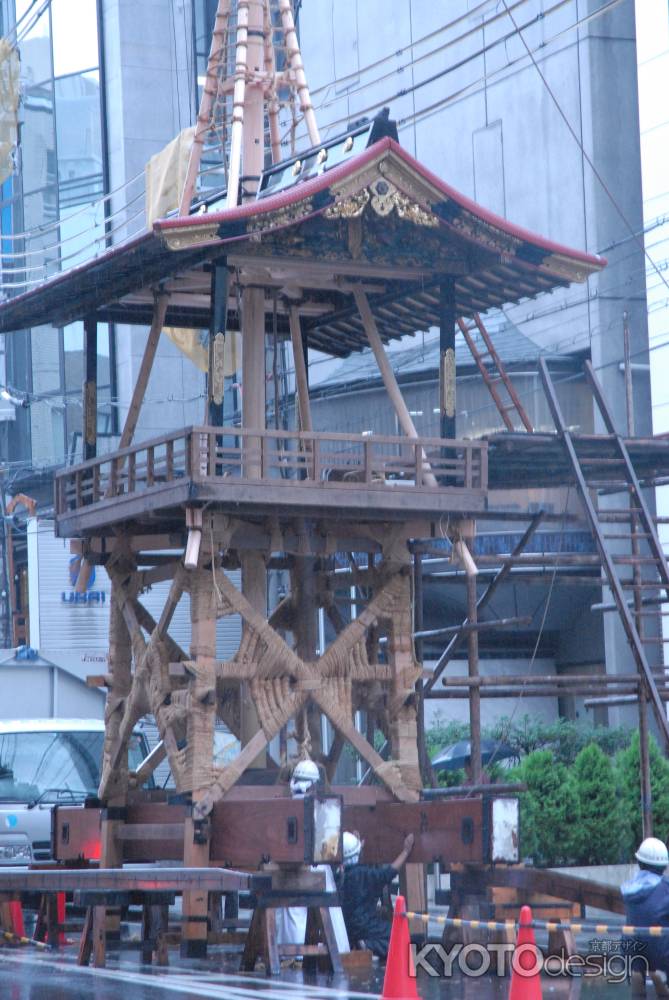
571,743,622,865
515,750,579,866
615,733,669,856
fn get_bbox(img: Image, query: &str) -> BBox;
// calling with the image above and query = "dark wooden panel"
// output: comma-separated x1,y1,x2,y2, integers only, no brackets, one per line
55,796,491,867
211,800,309,867
54,805,102,862
344,799,485,865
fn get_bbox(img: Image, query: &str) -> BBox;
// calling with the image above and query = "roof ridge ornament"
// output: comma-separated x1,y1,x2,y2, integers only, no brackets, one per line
325,179,439,229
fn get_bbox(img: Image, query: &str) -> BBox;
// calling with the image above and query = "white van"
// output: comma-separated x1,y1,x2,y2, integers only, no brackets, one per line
0,719,150,865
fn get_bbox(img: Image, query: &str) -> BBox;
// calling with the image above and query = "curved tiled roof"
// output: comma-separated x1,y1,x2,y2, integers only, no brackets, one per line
0,138,605,358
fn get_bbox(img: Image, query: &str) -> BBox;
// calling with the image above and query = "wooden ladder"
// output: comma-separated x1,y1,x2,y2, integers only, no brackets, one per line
539,356,669,751
458,313,534,432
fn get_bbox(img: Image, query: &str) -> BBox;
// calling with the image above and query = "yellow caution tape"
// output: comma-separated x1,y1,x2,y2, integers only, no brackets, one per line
403,912,669,937
2,931,50,950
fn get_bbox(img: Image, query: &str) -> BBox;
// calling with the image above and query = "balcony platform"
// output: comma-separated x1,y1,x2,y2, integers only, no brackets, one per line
55,427,488,538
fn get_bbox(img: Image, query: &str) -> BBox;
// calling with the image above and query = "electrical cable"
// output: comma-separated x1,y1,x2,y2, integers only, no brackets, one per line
500,0,669,300
286,0,623,144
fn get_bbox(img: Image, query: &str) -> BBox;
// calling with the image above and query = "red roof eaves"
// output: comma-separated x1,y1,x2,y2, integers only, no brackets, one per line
153,136,605,271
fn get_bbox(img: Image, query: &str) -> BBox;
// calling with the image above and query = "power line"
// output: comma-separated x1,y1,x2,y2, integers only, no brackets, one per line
500,0,669,301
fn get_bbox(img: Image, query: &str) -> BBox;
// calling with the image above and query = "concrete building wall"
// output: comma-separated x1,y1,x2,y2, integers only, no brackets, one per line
298,0,653,715
0,662,105,720
101,0,204,441
298,0,651,418
424,658,559,730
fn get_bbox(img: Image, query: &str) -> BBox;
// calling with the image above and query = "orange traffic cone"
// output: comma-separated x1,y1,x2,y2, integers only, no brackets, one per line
509,905,542,1000
8,901,25,939
380,895,419,1000
56,892,67,946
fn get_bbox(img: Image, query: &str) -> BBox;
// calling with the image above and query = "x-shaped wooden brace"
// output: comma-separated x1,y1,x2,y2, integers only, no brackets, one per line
190,569,421,818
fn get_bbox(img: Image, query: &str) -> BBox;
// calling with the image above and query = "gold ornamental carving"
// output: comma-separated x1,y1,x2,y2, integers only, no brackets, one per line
441,347,456,419
324,188,370,219
543,252,591,283
252,197,315,234
446,211,521,256
162,223,221,251
211,332,226,406
325,178,438,229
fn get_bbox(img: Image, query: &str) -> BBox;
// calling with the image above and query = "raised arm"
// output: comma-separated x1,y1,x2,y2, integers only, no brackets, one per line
391,833,415,872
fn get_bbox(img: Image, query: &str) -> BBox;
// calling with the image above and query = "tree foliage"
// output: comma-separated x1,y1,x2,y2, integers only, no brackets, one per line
570,743,622,865
513,750,579,866
424,716,669,866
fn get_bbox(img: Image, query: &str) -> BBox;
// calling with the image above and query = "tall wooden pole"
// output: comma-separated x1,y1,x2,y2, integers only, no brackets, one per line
83,316,97,461
179,0,231,216
262,0,282,163
240,0,266,201
226,0,251,208
240,285,267,766
278,0,320,147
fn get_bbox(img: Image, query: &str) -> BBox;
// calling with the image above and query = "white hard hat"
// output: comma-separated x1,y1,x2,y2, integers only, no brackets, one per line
289,758,320,797
343,831,362,865
635,837,669,868
292,759,320,783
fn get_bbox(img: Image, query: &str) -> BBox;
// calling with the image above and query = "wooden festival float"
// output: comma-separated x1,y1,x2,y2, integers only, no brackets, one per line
3,0,669,969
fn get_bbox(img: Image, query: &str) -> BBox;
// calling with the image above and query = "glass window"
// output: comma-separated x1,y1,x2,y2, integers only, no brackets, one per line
0,729,147,804
21,81,56,197
55,72,103,204
16,2,52,87
0,729,103,803
50,0,99,78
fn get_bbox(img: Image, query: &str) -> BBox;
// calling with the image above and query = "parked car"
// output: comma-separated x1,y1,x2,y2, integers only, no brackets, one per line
0,719,150,865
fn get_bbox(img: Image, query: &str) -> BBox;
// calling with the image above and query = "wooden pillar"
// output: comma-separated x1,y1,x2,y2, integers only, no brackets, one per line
99,580,132,958
208,258,229,426
414,553,434,788
293,552,321,757
467,566,482,783
83,315,97,461
439,281,456,440
182,556,217,958
289,306,312,433
240,284,267,765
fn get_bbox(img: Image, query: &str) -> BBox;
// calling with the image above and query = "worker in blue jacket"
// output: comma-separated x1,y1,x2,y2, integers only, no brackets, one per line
337,829,414,959
621,837,669,980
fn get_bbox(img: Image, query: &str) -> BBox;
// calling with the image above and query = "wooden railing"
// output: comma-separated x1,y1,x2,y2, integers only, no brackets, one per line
55,427,488,517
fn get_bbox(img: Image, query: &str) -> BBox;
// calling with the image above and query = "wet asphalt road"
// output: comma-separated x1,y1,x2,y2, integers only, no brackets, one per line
0,947,639,999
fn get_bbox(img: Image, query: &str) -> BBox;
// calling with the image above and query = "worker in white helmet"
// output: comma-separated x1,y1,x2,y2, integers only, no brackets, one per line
337,828,415,959
276,758,349,957
621,836,669,981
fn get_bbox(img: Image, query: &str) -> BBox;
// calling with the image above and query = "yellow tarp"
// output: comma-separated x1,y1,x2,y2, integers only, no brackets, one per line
145,126,195,226
144,130,241,376
0,38,20,186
